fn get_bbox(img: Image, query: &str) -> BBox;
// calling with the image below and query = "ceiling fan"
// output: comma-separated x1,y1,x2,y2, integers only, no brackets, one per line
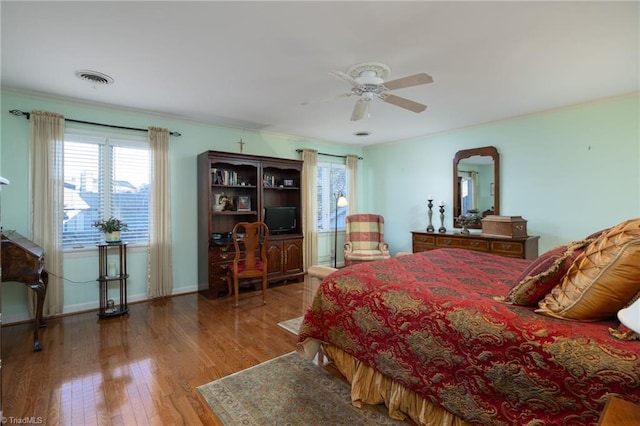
303,62,433,121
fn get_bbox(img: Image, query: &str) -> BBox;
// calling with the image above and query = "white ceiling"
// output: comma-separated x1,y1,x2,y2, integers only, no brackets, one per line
2,1,638,146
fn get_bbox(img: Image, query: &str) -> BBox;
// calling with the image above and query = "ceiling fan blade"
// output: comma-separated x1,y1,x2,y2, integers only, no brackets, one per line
382,94,427,113
329,71,359,87
383,73,433,91
300,92,351,106
350,99,368,121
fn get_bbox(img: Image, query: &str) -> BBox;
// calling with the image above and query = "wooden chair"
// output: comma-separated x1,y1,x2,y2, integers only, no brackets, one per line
226,222,269,307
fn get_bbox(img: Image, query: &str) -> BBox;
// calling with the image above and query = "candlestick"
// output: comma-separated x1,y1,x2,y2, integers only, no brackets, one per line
426,199,434,232
438,204,447,233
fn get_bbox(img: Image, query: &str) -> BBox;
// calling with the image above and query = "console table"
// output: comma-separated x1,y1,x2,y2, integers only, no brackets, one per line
412,231,539,260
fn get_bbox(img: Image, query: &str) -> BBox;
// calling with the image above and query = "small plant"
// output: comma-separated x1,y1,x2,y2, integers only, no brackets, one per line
92,217,128,233
457,209,482,231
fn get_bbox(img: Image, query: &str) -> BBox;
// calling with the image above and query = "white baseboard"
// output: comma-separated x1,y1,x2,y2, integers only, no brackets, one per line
2,283,199,325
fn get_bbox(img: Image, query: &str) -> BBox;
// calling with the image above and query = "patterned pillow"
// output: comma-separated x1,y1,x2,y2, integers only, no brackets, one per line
501,240,592,306
537,218,640,321
585,227,610,240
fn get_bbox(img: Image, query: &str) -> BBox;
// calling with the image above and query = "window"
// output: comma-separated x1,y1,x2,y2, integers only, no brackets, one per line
316,162,347,232
63,132,149,249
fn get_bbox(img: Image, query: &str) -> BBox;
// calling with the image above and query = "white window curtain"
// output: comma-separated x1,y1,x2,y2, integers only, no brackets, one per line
471,171,479,210
346,154,359,214
301,149,318,270
29,111,64,316
146,127,173,297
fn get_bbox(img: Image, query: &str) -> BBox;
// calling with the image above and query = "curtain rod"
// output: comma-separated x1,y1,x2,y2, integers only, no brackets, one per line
9,109,182,137
296,149,363,160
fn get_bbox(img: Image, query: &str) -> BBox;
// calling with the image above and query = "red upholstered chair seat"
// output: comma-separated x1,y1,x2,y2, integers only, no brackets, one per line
236,261,264,273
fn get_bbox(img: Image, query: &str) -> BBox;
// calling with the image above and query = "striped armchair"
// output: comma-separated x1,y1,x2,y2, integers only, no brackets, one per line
344,214,391,266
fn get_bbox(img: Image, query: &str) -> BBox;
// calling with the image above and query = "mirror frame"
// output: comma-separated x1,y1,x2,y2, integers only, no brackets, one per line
453,146,500,229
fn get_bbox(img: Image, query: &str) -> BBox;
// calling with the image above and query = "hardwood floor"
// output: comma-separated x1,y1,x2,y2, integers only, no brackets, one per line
2,277,321,425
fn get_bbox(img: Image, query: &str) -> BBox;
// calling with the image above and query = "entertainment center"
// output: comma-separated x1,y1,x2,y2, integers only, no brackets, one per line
197,151,304,299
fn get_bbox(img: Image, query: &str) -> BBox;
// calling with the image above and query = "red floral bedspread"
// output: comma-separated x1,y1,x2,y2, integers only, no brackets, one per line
298,249,640,425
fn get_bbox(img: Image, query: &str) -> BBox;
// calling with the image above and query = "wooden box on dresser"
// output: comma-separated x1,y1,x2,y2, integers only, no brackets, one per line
412,231,539,260
197,151,304,299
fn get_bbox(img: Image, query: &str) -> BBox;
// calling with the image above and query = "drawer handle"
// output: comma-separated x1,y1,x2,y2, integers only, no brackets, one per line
442,239,452,245
515,225,524,231
419,237,427,242
220,245,230,252
470,241,480,247
500,243,513,250
220,264,228,270
220,253,229,260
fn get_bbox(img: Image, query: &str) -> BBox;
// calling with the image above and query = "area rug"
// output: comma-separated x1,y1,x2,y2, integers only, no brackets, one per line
197,351,404,425
277,316,303,335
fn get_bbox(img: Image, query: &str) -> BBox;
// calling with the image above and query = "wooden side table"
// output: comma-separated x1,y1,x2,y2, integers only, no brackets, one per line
597,396,640,425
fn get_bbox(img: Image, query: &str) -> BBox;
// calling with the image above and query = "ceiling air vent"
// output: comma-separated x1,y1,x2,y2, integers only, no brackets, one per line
74,70,114,85
354,131,371,137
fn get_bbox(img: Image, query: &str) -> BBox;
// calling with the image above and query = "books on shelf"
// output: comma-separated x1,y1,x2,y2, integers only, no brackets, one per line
211,168,239,186
263,174,276,187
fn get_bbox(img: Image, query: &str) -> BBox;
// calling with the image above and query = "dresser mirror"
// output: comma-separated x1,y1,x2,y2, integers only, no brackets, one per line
453,146,500,229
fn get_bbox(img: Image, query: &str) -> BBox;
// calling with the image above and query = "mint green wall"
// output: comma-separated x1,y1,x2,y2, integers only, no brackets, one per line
2,90,638,322
362,94,640,254
0,90,362,322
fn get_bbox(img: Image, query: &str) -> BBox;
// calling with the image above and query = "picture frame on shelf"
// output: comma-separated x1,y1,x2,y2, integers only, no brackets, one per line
237,195,251,211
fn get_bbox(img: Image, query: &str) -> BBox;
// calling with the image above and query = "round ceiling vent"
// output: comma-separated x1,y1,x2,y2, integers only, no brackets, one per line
74,70,114,85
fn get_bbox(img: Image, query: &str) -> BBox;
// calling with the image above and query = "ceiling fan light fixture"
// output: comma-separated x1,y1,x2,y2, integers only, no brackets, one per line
362,92,374,101
347,62,391,80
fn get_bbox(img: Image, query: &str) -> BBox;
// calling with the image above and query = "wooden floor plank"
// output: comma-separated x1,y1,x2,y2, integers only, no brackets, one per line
3,277,320,425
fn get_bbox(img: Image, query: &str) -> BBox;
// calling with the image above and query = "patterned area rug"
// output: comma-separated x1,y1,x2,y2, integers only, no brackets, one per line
277,316,303,335
197,351,404,425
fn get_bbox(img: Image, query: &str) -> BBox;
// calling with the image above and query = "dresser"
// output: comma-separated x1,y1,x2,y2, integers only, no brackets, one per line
412,231,539,260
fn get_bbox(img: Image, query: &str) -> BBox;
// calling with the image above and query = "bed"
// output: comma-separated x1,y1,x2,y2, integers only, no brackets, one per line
298,228,640,426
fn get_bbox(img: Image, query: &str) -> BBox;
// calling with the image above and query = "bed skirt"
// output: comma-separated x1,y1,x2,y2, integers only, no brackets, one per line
301,338,468,426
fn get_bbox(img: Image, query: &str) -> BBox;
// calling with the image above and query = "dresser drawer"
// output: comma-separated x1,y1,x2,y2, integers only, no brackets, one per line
435,236,465,248
436,236,489,251
413,233,436,252
412,231,539,260
490,240,524,256
413,234,435,245
209,260,232,274
461,238,490,251
210,249,233,262
207,272,229,296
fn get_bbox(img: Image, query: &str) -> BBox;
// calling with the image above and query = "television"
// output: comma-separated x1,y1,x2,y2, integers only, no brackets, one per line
264,206,297,235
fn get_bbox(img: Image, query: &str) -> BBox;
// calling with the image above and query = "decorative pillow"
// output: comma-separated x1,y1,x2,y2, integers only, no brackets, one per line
500,239,592,306
537,218,640,321
585,227,610,240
